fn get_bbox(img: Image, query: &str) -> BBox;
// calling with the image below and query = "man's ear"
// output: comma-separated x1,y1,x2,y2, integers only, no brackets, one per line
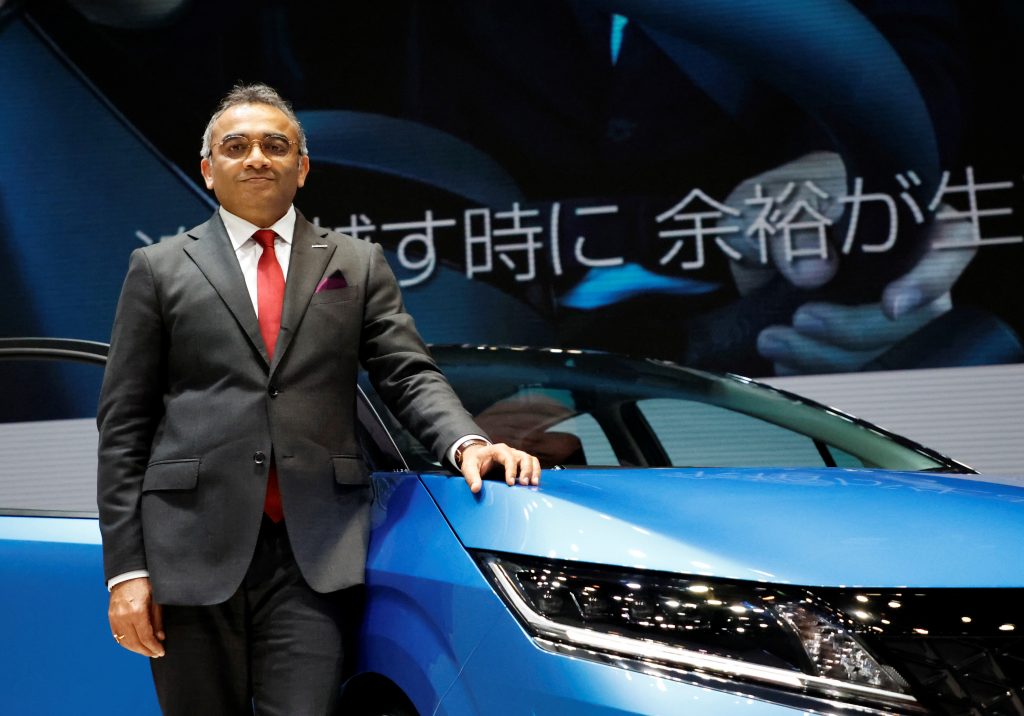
296,154,310,189
200,157,214,190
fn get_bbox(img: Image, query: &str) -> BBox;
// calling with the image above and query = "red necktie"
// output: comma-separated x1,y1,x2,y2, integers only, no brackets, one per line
253,229,284,522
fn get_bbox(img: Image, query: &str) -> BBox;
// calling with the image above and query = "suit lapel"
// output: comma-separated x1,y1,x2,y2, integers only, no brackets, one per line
183,213,271,366
271,215,337,375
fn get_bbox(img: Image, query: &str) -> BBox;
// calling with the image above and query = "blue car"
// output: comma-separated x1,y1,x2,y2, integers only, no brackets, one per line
1,338,1022,715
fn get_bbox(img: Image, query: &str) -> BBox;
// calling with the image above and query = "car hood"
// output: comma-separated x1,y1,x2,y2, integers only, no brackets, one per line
420,467,1024,588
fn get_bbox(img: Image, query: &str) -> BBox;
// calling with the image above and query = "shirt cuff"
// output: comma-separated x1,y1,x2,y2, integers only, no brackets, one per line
447,434,490,468
108,570,150,591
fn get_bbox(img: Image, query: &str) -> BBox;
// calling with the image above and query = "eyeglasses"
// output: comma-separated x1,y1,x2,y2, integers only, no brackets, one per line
214,135,298,160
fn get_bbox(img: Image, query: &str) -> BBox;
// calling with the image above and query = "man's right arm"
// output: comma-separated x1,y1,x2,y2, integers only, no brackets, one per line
97,248,166,587
97,248,168,658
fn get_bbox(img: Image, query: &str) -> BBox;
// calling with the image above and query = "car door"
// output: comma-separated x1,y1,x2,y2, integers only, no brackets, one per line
0,339,159,715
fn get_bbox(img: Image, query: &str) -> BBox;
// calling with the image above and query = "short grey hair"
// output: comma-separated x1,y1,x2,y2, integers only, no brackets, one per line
200,82,308,159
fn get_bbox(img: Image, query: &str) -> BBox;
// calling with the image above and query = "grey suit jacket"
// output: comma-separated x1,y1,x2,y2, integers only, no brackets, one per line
97,211,482,605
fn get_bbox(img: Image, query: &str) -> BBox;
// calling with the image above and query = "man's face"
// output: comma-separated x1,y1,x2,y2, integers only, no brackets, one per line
200,103,310,227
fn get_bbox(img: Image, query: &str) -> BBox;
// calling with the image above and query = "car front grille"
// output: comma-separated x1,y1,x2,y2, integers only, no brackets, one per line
868,636,1024,715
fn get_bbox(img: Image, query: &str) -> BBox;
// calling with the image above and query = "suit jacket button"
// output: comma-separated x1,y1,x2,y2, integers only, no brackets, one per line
253,451,266,465
268,386,280,398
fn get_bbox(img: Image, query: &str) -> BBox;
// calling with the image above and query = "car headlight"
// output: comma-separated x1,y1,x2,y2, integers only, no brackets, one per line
476,552,924,714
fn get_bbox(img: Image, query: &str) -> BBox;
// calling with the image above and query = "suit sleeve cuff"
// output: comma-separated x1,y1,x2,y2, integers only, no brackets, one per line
108,570,150,591
447,434,490,468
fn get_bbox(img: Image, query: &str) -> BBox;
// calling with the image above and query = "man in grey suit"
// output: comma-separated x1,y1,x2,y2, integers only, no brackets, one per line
97,83,540,715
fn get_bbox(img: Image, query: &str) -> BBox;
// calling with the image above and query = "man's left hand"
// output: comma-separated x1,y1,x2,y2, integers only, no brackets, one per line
459,443,541,493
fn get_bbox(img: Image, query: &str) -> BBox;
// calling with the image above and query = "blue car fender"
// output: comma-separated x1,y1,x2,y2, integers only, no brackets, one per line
360,473,508,713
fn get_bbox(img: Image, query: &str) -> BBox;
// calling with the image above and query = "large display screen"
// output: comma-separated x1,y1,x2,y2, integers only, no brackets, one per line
1,1,1021,384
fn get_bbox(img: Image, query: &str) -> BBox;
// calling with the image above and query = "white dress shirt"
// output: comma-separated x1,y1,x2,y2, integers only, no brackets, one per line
108,206,485,590
219,205,296,314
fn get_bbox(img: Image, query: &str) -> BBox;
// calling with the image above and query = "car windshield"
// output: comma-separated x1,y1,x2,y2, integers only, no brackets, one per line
360,347,966,474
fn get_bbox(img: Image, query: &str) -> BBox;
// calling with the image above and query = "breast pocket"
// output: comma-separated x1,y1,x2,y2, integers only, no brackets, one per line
310,284,359,305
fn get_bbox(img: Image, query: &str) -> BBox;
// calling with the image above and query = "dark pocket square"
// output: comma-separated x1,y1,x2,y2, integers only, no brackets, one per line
316,270,348,292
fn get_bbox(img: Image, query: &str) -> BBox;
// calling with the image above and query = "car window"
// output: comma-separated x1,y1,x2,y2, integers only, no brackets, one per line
361,374,870,471
360,349,960,473
0,358,102,516
545,413,618,466
637,398,831,468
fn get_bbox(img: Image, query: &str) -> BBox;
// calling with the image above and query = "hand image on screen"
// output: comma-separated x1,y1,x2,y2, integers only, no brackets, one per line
720,152,976,374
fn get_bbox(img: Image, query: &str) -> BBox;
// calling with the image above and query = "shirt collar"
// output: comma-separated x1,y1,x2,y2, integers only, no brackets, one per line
219,205,297,252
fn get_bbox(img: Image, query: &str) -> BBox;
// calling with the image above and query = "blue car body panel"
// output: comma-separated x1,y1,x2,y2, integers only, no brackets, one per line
0,517,158,714
359,474,508,714
421,467,1024,588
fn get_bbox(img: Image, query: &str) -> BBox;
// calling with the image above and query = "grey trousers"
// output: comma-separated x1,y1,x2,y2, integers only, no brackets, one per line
150,517,363,715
